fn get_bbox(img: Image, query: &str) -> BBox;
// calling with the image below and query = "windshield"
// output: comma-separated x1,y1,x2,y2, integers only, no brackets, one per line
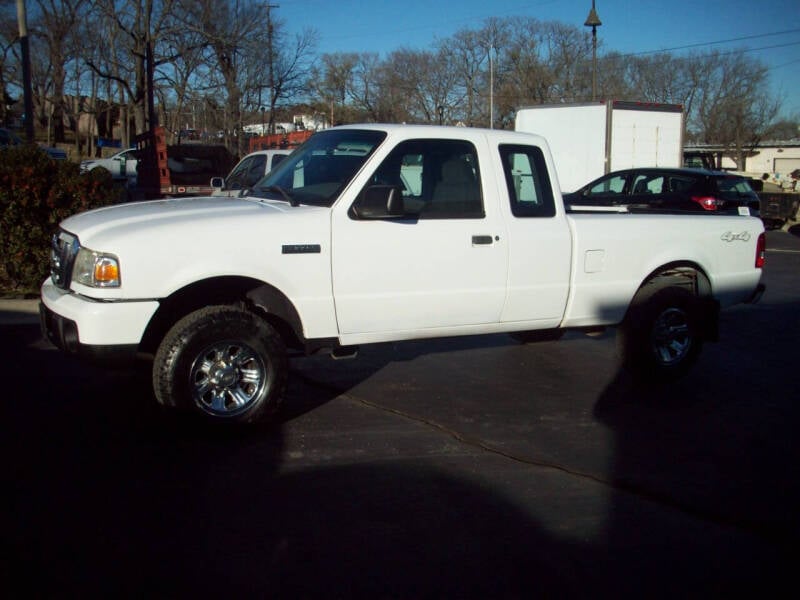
249,129,386,207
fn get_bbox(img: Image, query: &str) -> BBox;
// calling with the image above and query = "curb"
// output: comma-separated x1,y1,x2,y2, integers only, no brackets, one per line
0,299,40,325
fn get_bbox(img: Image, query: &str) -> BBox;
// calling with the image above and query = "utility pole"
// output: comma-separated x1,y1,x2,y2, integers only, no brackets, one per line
146,38,157,131
266,3,279,135
15,0,34,142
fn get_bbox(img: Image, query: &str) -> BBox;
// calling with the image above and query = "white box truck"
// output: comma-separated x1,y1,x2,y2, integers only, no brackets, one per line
515,100,684,193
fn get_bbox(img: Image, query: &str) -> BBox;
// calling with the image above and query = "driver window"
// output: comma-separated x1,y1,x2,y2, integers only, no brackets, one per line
365,139,484,219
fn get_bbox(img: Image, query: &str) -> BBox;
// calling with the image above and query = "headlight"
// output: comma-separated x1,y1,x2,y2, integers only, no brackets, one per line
73,247,121,288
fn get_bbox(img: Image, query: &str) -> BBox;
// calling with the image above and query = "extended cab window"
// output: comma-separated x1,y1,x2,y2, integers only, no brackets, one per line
364,139,484,219
499,144,555,217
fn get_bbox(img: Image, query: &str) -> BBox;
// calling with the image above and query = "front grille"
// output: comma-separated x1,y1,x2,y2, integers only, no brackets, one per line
50,230,80,289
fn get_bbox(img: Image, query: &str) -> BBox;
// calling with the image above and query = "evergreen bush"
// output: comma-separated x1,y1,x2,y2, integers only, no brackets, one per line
0,145,123,295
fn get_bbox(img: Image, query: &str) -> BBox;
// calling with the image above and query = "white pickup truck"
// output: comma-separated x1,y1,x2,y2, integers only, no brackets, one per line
41,124,766,424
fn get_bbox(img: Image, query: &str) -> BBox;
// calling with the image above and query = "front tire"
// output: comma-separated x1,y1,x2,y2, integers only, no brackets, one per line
153,305,287,424
618,286,703,381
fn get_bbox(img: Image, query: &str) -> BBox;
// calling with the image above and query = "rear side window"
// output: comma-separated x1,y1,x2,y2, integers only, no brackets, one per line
664,174,697,193
716,177,756,199
499,144,555,217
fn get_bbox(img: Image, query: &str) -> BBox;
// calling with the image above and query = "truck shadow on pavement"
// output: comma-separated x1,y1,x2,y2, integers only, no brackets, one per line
593,296,799,588
2,295,795,597
2,323,568,597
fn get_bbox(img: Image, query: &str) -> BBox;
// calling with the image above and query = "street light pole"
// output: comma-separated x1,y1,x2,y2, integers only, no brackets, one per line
584,1,602,102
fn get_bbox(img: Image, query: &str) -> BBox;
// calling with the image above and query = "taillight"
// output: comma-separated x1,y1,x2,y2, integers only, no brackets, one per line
755,232,766,268
691,195,719,211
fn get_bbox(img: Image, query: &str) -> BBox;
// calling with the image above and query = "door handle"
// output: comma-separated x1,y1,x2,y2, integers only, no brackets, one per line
472,235,494,245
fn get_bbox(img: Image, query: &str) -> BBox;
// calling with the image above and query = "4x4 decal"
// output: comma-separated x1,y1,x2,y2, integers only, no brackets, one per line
721,231,752,242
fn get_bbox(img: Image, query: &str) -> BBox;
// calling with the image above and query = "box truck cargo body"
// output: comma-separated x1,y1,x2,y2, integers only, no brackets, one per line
515,101,684,193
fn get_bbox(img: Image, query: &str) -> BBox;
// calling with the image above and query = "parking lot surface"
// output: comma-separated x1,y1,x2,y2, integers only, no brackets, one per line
2,229,798,597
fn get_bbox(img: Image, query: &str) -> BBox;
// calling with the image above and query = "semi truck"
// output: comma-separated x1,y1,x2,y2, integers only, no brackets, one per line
515,100,684,193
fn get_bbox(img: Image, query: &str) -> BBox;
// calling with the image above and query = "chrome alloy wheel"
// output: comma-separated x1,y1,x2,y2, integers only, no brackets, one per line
650,307,692,366
189,341,269,417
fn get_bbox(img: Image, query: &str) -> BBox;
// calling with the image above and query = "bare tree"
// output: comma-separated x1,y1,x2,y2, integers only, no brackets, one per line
375,48,455,124
495,18,551,121
84,0,182,136
407,48,460,124
595,51,634,100
263,12,317,134
179,0,316,155
370,50,417,123
1,0,790,173
625,52,697,108
543,21,594,102
763,118,799,140
155,18,208,136
29,0,88,142
693,50,780,168
440,21,508,127
311,52,358,125
348,52,382,122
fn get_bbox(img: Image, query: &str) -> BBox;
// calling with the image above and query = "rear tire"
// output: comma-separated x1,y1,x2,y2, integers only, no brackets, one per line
153,305,287,424
618,286,703,381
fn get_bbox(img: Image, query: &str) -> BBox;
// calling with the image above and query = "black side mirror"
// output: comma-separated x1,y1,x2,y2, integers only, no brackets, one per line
352,185,405,219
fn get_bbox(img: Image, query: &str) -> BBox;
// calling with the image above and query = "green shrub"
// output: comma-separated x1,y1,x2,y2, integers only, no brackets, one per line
0,145,124,295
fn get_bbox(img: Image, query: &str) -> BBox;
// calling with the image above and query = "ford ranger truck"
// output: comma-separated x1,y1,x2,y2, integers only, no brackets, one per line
41,124,766,424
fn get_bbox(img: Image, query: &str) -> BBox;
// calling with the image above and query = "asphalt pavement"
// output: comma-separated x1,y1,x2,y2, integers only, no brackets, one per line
2,228,798,597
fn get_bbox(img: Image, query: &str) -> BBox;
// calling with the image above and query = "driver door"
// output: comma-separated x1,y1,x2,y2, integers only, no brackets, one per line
331,138,508,337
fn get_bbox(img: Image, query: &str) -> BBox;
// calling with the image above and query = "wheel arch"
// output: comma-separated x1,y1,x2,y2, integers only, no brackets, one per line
635,260,713,300
625,260,718,342
139,276,304,355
